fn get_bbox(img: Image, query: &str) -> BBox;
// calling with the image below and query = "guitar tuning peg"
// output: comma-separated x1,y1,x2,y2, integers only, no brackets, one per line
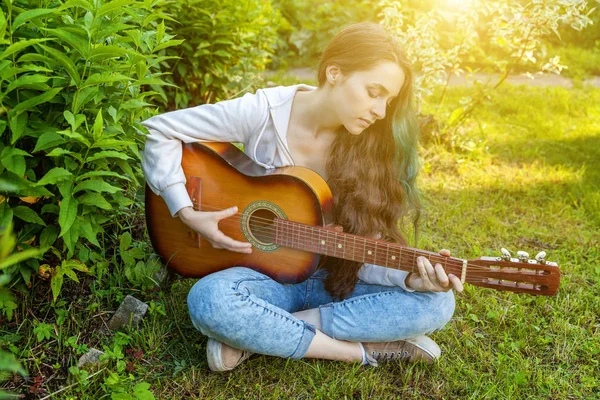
517,251,529,262
535,251,547,264
501,248,511,260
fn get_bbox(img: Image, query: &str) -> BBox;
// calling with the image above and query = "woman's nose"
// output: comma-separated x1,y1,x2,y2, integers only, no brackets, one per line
371,102,386,120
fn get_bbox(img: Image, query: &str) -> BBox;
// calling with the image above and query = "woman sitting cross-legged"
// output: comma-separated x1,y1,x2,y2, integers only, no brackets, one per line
140,22,463,372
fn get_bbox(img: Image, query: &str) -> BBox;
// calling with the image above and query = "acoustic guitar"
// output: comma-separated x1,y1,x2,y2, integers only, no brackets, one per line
145,142,560,296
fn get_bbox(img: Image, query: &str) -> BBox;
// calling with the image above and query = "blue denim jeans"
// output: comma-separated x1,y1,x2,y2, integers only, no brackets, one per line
187,266,455,359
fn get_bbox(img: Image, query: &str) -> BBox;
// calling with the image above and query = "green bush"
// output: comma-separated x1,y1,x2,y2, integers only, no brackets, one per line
158,0,283,109
271,0,379,69
0,0,180,303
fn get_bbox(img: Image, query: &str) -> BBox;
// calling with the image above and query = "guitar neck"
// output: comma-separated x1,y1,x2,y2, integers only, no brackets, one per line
273,218,463,277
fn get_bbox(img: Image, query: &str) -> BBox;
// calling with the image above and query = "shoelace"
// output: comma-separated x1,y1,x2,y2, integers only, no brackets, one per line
371,350,410,361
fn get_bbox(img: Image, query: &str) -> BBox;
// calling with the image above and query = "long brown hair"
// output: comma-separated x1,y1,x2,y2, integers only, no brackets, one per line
318,23,422,299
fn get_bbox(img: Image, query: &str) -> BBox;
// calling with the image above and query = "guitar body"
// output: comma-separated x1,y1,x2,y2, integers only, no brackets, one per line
145,142,335,284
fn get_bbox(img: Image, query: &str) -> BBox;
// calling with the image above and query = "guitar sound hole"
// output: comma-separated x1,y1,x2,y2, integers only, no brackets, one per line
248,208,277,244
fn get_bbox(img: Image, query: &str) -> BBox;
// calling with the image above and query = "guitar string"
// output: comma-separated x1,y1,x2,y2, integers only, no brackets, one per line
179,204,548,276
189,204,549,275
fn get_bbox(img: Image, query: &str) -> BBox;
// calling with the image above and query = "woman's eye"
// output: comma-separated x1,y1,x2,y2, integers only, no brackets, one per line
368,90,378,98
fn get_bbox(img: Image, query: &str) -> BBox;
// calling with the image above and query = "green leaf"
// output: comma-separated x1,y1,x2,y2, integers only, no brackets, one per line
81,71,132,89
76,171,130,182
448,107,465,126
97,0,135,17
62,222,79,255
153,39,184,53
33,131,65,152
0,38,53,62
13,206,46,226
51,273,64,302
0,248,40,270
58,0,94,12
92,109,103,141
38,44,80,85
0,351,27,377
0,147,31,176
72,86,96,114
129,247,145,259
73,180,120,194
213,50,232,58
4,74,52,96
77,216,99,246
77,192,112,210
120,232,132,252
59,192,78,238
120,99,151,109
36,168,73,186
46,148,75,157
40,225,59,251
8,111,27,145
63,266,79,282
0,9,7,43
132,382,155,400
63,110,86,132
41,27,89,57
86,150,130,162
58,128,91,147
12,8,56,31
88,45,139,60
0,202,14,231
9,88,63,120
90,138,133,149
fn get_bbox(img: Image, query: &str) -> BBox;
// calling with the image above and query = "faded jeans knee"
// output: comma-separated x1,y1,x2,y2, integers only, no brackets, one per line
428,289,456,333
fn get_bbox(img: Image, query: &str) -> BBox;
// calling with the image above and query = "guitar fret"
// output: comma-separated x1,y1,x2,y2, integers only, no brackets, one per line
374,242,377,265
385,244,389,267
362,239,366,263
353,236,356,262
412,248,417,273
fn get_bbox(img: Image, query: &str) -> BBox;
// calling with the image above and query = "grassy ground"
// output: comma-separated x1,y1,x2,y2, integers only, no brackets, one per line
2,83,599,399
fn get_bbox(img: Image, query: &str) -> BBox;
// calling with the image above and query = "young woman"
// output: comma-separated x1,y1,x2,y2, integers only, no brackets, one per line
141,22,463,372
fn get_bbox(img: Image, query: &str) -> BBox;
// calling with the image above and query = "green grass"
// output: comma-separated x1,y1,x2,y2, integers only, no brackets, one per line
2,83,599,399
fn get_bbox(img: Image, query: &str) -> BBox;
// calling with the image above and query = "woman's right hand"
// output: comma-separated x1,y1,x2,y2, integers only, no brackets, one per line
177,206,253,254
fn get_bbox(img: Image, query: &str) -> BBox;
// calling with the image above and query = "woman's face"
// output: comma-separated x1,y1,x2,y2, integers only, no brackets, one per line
328,61,405,135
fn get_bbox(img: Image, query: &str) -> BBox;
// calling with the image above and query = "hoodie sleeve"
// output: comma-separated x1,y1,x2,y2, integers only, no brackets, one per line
357,264,415,292
140,90,268,217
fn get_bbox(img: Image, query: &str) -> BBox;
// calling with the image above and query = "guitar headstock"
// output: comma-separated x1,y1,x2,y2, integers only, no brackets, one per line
467,248,560,296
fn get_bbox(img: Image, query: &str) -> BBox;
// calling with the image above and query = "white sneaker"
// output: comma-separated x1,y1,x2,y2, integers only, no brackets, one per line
206,338,253,372
362,335,441,367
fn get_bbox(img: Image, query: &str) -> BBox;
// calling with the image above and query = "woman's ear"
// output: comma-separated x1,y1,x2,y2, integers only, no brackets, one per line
325,65,343,85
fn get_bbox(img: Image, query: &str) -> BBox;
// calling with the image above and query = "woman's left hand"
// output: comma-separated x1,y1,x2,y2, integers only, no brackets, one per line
405,249,464,292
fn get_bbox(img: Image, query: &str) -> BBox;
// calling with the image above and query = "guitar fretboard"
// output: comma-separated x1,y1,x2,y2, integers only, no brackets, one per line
273,218,461,275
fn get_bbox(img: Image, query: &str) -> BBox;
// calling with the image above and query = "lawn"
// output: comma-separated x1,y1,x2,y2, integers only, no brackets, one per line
3,83,599,399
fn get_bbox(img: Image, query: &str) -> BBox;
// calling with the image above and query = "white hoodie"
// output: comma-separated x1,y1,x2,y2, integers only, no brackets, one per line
140,84,414,291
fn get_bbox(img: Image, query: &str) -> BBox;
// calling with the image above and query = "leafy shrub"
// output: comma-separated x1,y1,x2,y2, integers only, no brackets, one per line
0,0,180,302
0,221,37,396
271,0,379,69
158,0,283,109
